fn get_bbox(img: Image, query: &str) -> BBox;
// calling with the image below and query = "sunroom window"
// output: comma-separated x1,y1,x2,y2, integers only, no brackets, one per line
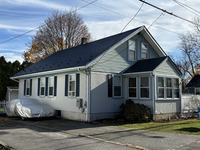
129,78,137,98
166,78,172,98
40,77,45,96
113,75,122,97
128,40,136,61
174,78,179,98
141,43,148,59
158,77,164,98
140,77,149,98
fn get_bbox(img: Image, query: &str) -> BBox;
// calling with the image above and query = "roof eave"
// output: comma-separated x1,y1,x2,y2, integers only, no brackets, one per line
11,66,86,79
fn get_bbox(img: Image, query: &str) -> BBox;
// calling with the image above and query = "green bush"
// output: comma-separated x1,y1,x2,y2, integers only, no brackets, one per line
120,100,152,123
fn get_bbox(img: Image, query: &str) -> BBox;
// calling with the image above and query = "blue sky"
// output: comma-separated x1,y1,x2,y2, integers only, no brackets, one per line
0,0,200,62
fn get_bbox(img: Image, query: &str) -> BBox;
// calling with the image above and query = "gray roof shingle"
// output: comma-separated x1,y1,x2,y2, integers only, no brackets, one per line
186,75,200,87
14,26,141,77
124,57,167,73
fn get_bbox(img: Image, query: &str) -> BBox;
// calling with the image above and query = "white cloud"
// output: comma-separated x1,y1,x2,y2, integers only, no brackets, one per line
0,53,24,63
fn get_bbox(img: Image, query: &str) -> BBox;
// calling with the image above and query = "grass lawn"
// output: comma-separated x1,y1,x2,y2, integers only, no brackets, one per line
0,108,4,113
110,119,200,135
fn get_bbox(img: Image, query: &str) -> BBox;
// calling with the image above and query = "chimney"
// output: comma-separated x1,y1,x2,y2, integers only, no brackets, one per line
81,37,87,45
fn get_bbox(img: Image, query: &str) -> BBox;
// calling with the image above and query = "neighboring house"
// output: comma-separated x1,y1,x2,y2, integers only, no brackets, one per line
5,86,19,101
186,75,200,95
11,26,182,121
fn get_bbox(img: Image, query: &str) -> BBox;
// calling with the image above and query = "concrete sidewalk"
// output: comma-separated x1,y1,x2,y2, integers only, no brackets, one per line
0,117,200,150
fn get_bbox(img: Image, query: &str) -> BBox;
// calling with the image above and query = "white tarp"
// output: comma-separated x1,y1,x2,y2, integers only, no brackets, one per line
5,98,54,118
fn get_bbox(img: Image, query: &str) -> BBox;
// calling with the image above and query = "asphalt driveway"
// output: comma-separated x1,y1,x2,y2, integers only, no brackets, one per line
0,117,200,150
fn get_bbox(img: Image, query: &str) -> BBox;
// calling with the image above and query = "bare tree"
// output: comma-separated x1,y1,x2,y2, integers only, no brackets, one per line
175,17,200,82
24,10,91,63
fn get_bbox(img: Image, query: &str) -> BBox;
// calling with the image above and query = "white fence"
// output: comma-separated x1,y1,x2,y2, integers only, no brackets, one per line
0,100,7,113
182,94,200,117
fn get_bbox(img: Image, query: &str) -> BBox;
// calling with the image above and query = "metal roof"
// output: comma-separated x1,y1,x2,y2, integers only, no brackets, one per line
124,57,167,73
13,26,142,77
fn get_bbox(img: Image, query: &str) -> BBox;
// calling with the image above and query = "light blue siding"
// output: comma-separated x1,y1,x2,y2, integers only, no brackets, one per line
92,34,160,73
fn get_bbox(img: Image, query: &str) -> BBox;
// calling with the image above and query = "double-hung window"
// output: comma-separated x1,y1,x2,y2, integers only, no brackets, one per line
129,77,137,98
69,74,76,97
158,77,164,98
174,78,179,98
113,75,122,97
141,43,148,59
140,77,149,98
166,78,172,98
40,77,45,96
48,76,54,96
26,79,30,96
128,40,136,61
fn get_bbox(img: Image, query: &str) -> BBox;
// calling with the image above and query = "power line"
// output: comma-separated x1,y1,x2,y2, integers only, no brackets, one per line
173,0,200,15
121,3,144,33
0,0,98,45
148,13,164,29
82,0,179,35
139,0,200,26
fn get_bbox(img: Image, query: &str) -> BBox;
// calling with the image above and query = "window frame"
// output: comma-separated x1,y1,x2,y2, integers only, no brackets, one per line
26,79,30,96
157,77,165,99
141,43,148,60
128,77,137,98
113,75,122,98
128,40,136,61
48,76,54,97
140,76,150,99
195,88,200,95
166,78,173,99
40,77,46,97
173,78,180,98
68,74,76,97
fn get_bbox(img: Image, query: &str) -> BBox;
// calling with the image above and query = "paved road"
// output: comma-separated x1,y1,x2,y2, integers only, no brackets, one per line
0,117,200,150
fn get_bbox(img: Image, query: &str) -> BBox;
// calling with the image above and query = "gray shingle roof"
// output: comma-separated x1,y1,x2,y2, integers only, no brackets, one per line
186,75,200,87
14,26,142,77
124,57,167,73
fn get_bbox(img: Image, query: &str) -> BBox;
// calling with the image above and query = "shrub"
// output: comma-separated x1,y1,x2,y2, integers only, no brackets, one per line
120,100,152,123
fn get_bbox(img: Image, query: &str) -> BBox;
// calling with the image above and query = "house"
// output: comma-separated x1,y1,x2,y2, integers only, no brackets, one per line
5,86,19,101
11,26,182,121
186,75,200,95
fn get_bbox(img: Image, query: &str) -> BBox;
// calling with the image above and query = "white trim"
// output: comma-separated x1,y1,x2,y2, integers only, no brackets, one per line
128,40,136,61
123,71,153,75
128,77,137,99
40,77,46,97
141,42,149,60
68,74,76,98
11,66,85,79
140,76,150,99
48,76,54,98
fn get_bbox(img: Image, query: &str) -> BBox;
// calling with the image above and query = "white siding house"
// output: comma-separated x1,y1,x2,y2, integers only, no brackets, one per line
12,26,182,121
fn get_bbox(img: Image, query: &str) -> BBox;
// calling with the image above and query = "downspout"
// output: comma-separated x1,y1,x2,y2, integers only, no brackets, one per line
152,72,156,120
87,69,91,122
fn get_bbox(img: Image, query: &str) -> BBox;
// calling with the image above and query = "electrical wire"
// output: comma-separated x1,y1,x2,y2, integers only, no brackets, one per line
121,3,144,33
0,0,98,45
173,0,200,15
148,13,164,29
82,0,179,34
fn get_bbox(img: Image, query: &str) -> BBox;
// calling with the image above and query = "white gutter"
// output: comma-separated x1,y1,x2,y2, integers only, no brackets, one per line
11,66,86,79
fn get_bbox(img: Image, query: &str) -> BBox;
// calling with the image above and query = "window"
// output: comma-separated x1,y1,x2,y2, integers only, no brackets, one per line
196,88,200,95
129,78,137,98
48,76,54,96
141,43,148,59
69,74,76,97
158,77,164,98
113,75,122,97
26,79,30,96
174,78,179,98
128,40,136,61
40,77,45,96
166,78,172,98
140,77,149,98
